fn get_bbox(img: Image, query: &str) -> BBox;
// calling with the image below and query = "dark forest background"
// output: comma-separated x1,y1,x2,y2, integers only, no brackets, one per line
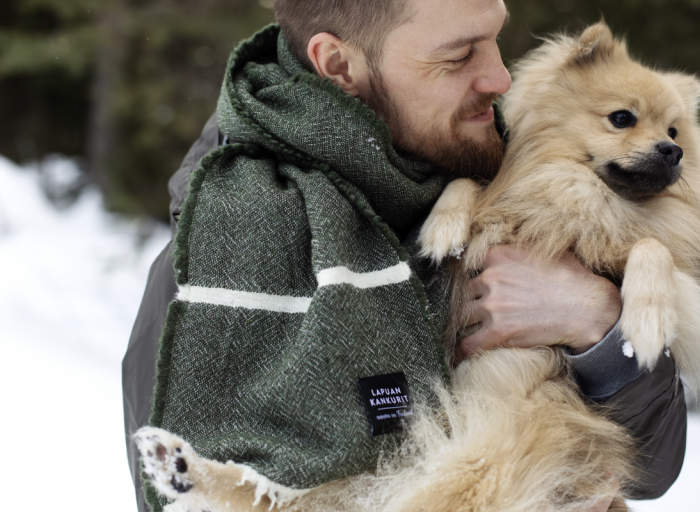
2,0,699,221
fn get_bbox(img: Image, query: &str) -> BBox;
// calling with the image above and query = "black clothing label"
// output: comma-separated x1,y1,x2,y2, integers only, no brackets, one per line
357,372,414,437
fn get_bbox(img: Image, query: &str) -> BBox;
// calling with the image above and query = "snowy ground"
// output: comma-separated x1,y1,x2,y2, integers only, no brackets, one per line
0,155,169,511
0,154,697,511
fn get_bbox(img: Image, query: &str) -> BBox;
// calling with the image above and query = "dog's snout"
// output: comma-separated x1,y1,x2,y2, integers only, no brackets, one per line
657,142,683,166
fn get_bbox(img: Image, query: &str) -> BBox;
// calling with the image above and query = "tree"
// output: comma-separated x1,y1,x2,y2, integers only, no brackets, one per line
0,0,273,219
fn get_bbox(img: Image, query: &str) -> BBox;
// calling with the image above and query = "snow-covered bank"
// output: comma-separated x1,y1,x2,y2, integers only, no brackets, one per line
0,154,697,511
0,155,169,511
0,155,170,371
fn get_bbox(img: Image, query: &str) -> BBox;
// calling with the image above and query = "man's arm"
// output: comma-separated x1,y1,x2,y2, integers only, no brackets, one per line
459,245,687,499
569,327,687,499
122,113,219,512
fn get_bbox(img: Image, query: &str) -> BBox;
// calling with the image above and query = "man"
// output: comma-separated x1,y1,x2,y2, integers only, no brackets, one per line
123,1,686,510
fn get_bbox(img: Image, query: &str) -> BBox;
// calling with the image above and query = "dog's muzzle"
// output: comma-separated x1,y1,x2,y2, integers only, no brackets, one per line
600,143,683,200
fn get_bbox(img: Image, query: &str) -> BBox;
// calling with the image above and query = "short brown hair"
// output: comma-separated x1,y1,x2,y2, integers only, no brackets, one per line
274,0,414,71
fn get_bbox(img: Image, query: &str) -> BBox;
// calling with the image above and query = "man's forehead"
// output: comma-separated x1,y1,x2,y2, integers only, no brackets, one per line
400,0,508,55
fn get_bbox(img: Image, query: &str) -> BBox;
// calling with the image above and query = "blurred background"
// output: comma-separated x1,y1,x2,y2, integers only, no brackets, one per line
2,0,699,220
0,1,699,511
0,0,275,219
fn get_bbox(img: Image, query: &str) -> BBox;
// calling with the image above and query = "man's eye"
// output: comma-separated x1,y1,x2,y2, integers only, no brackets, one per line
447,53,473,66
608,110,637,128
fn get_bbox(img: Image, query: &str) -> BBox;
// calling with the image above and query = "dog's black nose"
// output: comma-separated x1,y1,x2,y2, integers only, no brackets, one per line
657,142,683,166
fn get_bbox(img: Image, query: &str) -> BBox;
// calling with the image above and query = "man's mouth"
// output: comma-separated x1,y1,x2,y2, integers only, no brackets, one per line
467,106,495,123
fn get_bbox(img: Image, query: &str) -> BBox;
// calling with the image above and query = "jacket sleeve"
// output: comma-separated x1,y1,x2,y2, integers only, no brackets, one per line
605,355,687,499
568,323,687,500
122,113,219,512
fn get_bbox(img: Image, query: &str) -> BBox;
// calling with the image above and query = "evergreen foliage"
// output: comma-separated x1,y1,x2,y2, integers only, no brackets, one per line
0,0,273,219
1,0,698,219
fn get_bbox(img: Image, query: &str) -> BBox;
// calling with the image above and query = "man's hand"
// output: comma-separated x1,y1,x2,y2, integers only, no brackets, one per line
457,245,621,361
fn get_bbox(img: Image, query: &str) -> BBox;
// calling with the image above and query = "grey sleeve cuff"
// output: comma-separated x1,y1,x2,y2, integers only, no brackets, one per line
566,320,645,402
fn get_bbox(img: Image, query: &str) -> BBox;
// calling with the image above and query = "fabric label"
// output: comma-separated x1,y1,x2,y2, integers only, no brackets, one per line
357,372,414,437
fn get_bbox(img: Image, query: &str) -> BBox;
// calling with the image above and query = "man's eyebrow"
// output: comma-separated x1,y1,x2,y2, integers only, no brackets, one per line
426,9,511,58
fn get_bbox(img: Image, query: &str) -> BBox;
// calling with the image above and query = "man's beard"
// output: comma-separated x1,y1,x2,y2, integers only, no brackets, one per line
367,70,504,181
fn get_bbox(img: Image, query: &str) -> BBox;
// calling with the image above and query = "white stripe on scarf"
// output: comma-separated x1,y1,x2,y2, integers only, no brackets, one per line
177,262,411,313
177,285,313,314
316,262,411,289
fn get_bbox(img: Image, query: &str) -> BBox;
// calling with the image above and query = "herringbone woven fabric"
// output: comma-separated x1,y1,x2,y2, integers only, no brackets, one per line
147,25,452,511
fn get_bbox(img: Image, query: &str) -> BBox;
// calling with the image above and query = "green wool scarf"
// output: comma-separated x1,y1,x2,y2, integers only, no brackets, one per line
147,25,453,511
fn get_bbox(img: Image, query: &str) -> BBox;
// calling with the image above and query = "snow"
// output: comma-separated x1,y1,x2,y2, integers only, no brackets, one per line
623,340,635,358
0,154,697,511
0,155,169,511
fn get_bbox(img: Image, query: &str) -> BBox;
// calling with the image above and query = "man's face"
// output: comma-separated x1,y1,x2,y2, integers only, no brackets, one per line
364,0,511,178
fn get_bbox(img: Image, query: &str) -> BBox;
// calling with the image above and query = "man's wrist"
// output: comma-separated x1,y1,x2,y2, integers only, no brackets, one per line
567,319,619,355
567,274,622,354
566,320,645,401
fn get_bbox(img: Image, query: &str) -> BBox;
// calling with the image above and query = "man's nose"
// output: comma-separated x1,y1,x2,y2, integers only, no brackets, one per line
473,45,511,96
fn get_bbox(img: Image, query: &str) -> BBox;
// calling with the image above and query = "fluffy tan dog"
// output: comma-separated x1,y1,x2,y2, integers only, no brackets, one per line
136,22,696,512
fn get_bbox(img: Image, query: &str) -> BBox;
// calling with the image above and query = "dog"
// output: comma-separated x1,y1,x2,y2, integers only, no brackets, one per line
135,22,696,512
418,19,700,507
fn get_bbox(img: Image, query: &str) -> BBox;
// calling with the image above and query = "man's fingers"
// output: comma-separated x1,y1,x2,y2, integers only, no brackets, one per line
467,274,488,299
462,296,486,328
455,320,500,362
455,298,490,358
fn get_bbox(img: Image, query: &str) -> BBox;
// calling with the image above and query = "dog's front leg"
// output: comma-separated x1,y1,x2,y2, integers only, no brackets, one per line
620,238,678,370
418,178,481,264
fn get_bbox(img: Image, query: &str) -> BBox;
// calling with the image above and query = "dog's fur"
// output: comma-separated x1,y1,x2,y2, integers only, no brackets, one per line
135,23,699,512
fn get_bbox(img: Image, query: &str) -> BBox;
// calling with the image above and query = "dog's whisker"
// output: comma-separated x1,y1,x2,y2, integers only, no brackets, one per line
574,155,595,165
678,175,699,208
618,139,644,150
609,154,642,161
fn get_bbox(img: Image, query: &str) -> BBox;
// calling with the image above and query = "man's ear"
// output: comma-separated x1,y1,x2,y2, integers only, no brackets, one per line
307,33,370,97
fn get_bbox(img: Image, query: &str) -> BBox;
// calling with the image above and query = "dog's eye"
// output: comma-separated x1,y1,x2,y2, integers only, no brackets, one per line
668,127,678,139
608,110,637,128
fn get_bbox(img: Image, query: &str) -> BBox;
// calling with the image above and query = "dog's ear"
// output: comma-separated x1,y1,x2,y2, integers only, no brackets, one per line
665,72,700,116
570,22,625,66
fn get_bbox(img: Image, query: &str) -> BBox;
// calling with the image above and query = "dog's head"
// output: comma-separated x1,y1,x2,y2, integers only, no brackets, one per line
501,22,700,201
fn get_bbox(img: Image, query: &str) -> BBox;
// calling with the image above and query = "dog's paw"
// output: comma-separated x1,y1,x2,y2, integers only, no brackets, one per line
418,178,478,264
418,210,471,264
621,238,679,370
136,427,196,500
620,300,677,370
